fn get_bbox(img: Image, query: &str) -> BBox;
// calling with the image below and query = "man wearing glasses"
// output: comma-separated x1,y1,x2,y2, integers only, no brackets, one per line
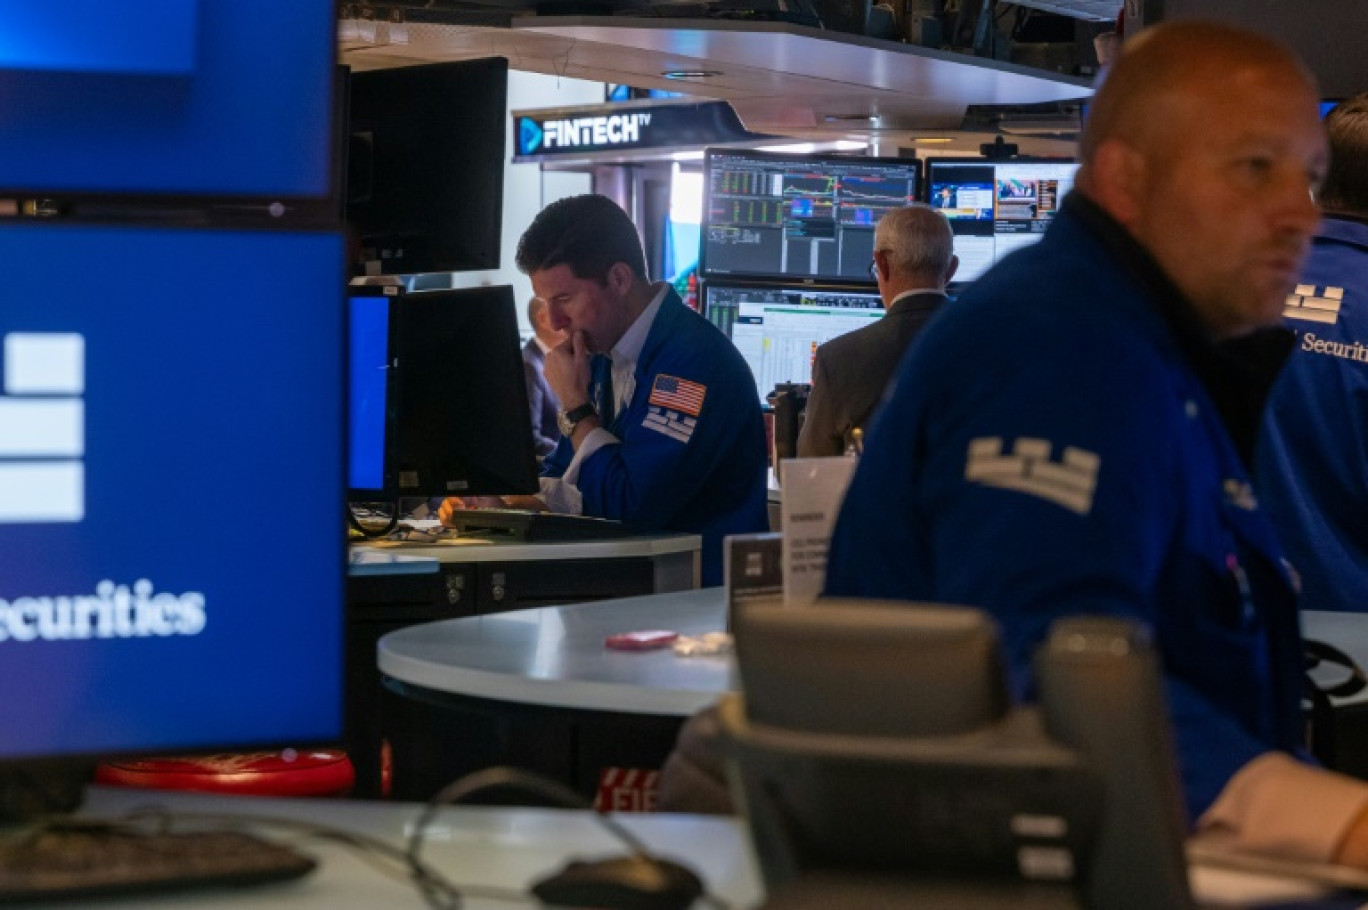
796,204,959,457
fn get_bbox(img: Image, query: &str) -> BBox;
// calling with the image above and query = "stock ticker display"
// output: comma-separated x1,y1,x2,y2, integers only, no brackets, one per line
702,150,920,283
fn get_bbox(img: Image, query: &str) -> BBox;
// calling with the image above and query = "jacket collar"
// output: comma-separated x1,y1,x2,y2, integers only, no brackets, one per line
1061,192,1294,467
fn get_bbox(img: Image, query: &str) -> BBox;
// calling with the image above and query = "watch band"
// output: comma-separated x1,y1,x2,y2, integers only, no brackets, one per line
557,402,597,437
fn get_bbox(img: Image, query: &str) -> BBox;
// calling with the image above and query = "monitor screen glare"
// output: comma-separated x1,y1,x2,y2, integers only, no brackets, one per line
927,158,1080,285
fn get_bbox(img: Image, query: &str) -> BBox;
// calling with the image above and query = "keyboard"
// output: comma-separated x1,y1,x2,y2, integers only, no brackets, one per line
444,508,630,542
0,825,317,903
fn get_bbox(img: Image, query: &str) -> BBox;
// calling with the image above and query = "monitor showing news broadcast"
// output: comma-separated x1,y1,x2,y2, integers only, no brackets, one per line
926,158,1080,286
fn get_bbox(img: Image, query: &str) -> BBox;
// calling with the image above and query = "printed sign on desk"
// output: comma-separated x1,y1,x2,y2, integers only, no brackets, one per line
780,457,858,605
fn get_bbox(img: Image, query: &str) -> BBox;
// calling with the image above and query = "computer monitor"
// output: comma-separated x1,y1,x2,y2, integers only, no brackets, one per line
346,59,508,276
926,157,1080,286
346,286,540,502
703,280,885,405
701,149,922,284
0,1,334,202
0,221,346,764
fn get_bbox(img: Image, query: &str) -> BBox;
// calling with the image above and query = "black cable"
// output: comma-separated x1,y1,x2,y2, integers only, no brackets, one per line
407,766,734,910
347,501,400,537
72,807,472,906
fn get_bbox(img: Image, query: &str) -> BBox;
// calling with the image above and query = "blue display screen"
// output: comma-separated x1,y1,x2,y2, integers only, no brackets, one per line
0,0,333,197
0,1,197,75
348,295,390,493
0,222,345,760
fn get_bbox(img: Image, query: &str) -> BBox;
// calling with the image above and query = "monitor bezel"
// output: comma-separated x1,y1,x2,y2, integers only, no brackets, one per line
0,219,349,772
700,148,924,285
346,285,541,503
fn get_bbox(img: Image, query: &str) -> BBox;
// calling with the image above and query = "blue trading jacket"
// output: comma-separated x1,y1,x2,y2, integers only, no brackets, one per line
1256,216,1368,614
825,194,1305,822
543,288,769,586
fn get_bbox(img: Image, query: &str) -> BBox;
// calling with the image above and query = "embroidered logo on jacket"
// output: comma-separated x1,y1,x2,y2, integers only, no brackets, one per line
964,437,1100,516
1284,285,1345,325
648,374,706,416
643,407,697,444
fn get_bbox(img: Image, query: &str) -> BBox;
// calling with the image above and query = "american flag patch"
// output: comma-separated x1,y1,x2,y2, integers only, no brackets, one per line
648,374,706,416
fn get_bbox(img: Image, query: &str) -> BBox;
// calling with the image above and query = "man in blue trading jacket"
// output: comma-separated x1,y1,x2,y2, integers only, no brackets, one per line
1255,93,1368,614
445,194,768,587
826,23,1368,867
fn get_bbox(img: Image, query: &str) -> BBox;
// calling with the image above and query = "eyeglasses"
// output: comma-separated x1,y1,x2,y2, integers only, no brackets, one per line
868,257,881,281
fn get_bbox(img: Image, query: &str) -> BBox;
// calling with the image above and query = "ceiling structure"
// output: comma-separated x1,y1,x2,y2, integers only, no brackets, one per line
340,15,1095,158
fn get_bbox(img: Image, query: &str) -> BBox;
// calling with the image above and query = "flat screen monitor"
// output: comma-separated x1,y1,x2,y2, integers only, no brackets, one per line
925,157,1080,286
704,281,884,405
347,286,540,501
0,221,346,762
347,59,508,276
701,150,922,283
0,0,334,200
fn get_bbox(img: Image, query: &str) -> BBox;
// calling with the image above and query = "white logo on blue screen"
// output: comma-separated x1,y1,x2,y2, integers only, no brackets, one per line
0,333,85,523
0,580,206,642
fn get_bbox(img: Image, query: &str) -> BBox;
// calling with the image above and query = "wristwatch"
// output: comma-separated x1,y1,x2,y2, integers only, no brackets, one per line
556,402,597,437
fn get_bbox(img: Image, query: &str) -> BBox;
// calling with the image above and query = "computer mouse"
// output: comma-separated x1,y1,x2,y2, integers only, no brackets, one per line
530,854,705,910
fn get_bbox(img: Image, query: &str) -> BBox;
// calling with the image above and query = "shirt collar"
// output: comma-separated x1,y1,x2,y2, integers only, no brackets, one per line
533,336,553,356
609,282,669,371
888,288,946,309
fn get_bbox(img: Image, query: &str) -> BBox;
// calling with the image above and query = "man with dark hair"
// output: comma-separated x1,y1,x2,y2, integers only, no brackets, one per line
797,204,957,457
523,295,566,457
825,23,1368,865
445,194,768,586
1255,93,1368,614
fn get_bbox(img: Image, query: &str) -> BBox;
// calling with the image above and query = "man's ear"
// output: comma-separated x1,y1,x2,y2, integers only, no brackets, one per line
606,261,635,297
1087,139,1147,228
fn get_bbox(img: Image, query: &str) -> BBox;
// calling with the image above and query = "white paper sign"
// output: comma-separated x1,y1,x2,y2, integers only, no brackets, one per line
780,456,858,605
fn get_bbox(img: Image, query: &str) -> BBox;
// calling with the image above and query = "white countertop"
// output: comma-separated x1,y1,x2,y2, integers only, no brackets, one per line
377,588,732,716
72,786,761,910
354,533,701,564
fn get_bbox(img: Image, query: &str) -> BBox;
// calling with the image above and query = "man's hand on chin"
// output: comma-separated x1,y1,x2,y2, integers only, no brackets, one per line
437,495,507,524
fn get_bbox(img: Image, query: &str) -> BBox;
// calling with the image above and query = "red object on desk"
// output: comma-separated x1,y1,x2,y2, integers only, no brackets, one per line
95,749,355,797
605,630,679,651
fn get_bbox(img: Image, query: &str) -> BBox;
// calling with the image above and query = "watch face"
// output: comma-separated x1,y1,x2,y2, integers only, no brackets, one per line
558,403,594,437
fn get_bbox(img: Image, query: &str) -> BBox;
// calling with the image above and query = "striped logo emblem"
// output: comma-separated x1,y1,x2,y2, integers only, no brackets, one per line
648,373,706,417
1285,285,1345,325
965,437,1100,516
643,407,697,445
0,334,85,523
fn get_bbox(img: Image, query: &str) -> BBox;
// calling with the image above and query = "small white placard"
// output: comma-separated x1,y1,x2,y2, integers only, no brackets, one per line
780,456,858,605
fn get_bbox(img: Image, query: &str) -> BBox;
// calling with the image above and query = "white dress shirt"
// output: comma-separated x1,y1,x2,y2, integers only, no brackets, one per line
539,283,670,514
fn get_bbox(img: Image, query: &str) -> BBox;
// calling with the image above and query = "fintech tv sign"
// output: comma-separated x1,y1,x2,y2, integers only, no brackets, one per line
514,101,766,160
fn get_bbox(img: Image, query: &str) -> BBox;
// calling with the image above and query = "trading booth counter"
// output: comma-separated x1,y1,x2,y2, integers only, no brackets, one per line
378,587,731,716
376,588,730,805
